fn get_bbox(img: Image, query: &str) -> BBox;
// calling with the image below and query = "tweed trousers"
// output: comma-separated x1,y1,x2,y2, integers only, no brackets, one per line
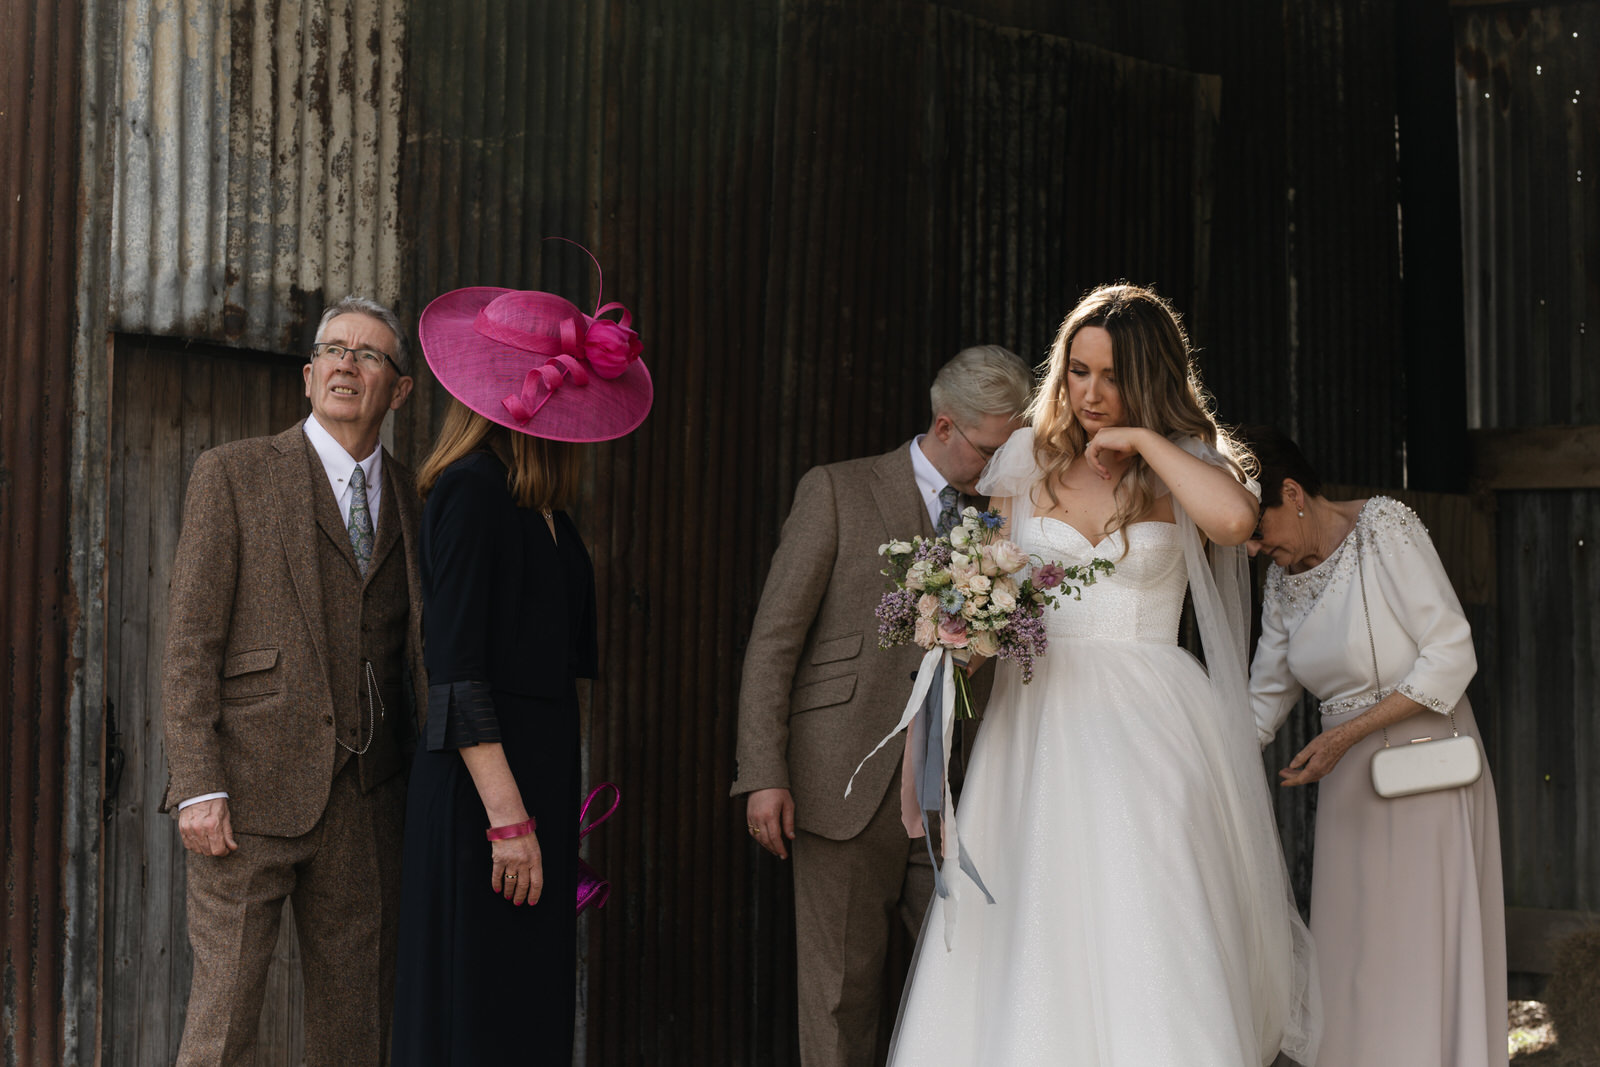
175,761,405,1067
792,763,937,1067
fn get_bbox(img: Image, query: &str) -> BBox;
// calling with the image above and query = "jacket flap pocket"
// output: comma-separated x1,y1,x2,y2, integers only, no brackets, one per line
810,632,863,666
791,674,856,714
222,648,279,678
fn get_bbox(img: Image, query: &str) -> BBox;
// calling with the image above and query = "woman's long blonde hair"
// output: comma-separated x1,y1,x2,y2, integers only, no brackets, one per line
417,397,580,509
1028,283,1246,542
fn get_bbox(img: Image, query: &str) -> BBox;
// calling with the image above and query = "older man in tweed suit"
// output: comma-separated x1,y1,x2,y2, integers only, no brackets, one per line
162,297,425,1066
732,345,1032,1067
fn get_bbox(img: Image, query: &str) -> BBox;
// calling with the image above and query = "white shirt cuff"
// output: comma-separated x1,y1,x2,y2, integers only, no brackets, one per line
177,791,230,810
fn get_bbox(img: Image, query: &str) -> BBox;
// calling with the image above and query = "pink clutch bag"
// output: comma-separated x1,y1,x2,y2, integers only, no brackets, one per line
577,782,620,914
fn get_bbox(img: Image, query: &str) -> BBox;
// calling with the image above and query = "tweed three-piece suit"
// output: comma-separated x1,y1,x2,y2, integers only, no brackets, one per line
162,419,427,1065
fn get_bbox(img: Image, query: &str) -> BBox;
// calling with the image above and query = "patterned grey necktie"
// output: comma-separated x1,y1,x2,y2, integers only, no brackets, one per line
935,484,961,536
347,463,374,576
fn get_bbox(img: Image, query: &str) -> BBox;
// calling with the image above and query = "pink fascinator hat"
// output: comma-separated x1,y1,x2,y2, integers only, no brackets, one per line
418,243,652,442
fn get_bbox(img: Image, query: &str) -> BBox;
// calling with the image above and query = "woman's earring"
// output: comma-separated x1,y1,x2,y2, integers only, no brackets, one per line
1297,509,1304,518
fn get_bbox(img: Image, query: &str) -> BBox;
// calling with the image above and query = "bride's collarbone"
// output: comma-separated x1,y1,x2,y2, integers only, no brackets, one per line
1033,473,1174,542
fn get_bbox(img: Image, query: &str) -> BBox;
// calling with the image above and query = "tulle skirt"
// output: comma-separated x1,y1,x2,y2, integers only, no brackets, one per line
890,638,1314,1066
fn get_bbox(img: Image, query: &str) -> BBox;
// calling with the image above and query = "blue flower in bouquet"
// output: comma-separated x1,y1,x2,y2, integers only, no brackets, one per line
938,587,966,614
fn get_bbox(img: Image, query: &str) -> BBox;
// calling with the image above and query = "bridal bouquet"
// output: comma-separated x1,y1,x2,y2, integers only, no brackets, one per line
874,507,1113,718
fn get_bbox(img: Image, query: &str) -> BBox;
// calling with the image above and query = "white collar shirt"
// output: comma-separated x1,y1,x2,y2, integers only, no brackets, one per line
910,435,951,528
304,413,383,526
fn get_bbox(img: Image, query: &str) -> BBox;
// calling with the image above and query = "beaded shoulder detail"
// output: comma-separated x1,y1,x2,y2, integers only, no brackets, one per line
1263,496,1423,624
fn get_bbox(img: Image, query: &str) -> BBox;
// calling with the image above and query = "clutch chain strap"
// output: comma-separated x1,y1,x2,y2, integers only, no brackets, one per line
1354,527,1459,747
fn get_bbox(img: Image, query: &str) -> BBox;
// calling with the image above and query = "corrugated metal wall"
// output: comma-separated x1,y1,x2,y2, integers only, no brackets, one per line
1456,2,1600,932
106,0,406,353
2,0,1460,1061
1,0,83,1064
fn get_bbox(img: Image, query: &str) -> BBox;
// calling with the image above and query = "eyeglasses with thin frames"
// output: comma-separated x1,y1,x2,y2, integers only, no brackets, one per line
952,422,997,460
310,342,404,376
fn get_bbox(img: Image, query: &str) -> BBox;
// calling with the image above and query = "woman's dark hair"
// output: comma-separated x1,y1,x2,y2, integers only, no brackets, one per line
1235,425,1323,507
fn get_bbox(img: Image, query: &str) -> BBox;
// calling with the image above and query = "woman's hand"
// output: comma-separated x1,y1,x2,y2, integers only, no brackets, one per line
1082,426,1152,479
492,830,544,905
1278,724,1359,787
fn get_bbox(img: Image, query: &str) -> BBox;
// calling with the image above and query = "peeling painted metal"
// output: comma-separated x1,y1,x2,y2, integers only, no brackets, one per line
108,0,406,355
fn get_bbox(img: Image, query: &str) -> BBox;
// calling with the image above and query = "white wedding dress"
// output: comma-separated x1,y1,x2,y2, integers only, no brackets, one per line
889,430,1319,1067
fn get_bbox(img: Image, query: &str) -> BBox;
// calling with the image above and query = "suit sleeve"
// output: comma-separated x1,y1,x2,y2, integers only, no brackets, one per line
161,449,241,807
730,465,841,796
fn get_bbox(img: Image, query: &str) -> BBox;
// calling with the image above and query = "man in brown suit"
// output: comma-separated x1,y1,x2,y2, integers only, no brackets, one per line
732,345,1032,1067
162,297,426,1066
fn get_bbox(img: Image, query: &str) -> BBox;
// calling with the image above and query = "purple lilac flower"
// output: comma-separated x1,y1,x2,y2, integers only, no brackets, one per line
875,589,917,648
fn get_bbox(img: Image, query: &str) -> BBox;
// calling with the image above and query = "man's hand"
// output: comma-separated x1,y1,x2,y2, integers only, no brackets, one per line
179,797,239,856
745,788,796,860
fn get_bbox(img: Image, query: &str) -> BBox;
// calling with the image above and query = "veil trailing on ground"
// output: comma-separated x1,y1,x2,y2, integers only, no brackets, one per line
975,426,1322,1066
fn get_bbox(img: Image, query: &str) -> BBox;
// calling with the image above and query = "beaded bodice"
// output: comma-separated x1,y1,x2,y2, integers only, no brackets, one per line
1018,517,1186,645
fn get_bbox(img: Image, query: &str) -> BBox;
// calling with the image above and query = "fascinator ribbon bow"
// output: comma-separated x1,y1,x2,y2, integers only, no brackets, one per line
475,241,645,425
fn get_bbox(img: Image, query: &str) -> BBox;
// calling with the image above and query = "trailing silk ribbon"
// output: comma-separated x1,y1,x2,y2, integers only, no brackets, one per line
845,647,993,948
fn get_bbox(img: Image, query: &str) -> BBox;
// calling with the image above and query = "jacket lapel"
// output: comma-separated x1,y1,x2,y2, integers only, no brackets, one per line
270,422,332,674
370,455,403,571
871,441,935,542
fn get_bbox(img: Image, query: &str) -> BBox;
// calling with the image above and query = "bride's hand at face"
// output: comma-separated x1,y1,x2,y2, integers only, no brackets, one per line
1082,426,1152,479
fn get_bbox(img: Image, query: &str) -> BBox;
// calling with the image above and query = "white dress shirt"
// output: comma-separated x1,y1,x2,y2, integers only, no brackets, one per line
178,415,383,811
910,436,952,528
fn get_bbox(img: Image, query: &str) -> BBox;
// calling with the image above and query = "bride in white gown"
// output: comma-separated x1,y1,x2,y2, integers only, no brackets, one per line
889,285,1320,1067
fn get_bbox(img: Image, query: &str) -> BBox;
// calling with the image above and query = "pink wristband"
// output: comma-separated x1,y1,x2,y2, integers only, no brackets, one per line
485,816,538,841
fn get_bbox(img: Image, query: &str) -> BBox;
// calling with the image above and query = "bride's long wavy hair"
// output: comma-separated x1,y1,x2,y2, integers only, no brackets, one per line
1028,283,1249,544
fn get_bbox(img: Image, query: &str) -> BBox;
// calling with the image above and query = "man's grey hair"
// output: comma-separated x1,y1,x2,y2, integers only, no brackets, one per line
315,296,408,374
929,344,1033,425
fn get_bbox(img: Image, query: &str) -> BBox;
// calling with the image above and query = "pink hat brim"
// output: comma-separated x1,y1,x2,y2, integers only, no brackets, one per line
418,286,653,443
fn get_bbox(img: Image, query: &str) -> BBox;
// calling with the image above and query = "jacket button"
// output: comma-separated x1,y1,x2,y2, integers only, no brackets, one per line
324,715,333,725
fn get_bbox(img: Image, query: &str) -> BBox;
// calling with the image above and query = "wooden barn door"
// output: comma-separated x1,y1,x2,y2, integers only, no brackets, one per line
102,335,313,1065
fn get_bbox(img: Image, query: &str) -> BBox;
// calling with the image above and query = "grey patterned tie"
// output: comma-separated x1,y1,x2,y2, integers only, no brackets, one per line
347,463,374,577
935,484,961,536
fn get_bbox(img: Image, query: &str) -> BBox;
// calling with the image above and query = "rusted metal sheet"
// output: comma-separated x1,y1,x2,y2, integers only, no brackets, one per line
1456,2,1600,948
1,0,83,1063
107,0,406,355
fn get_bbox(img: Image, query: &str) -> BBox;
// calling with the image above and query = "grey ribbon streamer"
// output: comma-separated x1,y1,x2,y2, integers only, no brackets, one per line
914,680,994,905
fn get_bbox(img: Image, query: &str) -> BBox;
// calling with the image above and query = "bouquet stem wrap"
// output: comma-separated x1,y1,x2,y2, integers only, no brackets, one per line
845,647,994,944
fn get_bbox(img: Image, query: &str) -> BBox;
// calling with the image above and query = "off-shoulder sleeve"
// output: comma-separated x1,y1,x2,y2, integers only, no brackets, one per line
1249,578,1304,746
1365,498,1477,714
420,463,506,750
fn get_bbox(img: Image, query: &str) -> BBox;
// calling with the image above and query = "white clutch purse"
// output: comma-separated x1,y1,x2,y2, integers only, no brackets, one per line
1354,529,1482,800
1370,732,1483,799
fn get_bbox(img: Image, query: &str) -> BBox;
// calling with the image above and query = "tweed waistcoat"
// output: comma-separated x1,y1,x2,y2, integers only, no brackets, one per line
312,472,410,790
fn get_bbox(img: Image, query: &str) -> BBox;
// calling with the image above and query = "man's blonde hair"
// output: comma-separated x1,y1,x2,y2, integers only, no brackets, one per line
929,345,1032,425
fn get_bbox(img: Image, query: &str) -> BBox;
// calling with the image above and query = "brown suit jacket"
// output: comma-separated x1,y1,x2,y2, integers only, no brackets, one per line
733,442,968,841
161,421,427,837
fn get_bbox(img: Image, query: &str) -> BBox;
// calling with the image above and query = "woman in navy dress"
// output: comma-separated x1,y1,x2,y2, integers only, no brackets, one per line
393,270,650,1064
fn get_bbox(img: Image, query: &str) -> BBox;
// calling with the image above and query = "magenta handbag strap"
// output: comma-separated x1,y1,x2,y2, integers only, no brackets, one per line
579,782,621,840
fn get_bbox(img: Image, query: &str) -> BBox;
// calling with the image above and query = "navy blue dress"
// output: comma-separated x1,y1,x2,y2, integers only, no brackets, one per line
393,451,597,1065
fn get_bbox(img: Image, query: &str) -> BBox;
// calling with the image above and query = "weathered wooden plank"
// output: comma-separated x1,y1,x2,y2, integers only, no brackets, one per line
1471,426,1600,490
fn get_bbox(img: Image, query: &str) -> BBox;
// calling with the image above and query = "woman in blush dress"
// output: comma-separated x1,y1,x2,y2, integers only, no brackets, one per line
1243,424,1506,1067
392,266,650,1065
888,285,1320,1067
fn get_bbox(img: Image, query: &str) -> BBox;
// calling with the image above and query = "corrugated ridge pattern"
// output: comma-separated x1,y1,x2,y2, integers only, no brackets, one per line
107,0,405,354
1,0,81,1064
1456,3,1600,928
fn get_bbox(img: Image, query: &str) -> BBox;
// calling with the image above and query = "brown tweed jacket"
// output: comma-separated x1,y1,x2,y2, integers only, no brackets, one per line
160,421,427,838
734,442,980,841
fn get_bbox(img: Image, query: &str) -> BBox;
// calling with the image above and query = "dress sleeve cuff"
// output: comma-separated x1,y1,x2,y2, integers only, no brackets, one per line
425,680,502,751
